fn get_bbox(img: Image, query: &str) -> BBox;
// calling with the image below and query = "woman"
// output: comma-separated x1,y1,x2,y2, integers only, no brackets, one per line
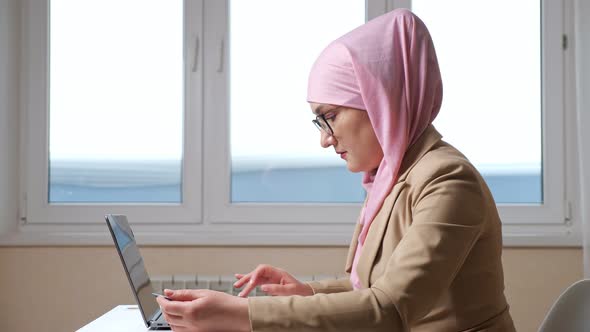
157,8,516,331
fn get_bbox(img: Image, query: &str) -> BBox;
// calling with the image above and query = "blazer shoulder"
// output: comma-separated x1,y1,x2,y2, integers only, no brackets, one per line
403,141,488,227
404,141,484,200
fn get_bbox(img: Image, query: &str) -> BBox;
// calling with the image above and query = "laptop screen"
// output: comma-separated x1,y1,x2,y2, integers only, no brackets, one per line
105,214,159,326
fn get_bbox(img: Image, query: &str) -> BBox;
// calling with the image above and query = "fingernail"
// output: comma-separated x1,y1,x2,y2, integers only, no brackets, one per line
238,292,243,297
165,289,174,295
260,285,268,291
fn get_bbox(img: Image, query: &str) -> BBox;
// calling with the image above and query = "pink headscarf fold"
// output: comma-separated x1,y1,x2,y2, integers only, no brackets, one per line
307,9,443,289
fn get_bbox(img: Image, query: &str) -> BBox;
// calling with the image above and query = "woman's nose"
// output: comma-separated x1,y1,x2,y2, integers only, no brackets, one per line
320,130,334,148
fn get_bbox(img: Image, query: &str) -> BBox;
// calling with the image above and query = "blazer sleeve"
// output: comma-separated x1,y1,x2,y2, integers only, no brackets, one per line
248,161,485,332
307,278,353,294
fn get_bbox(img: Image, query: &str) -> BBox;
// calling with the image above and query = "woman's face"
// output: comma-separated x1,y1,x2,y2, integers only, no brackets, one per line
310,103,384,173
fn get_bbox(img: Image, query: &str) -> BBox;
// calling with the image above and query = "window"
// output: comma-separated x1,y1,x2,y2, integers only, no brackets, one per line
229,0,366,203
49,0,184,203
406,0,567,228
16,0,574,245
412,0,543,204
24,0,202,225
208,0,566,229
229,0,546,205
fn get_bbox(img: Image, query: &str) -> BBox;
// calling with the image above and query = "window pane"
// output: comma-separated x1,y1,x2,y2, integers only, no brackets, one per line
49,0,183,203
411,0,542,204
230,0,366,203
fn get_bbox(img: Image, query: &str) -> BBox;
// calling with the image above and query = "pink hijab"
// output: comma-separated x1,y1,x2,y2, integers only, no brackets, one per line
307,9,443,289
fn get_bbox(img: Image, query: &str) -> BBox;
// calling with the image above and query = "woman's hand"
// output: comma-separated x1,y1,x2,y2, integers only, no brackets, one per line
233,264,314,297
156,289,250,332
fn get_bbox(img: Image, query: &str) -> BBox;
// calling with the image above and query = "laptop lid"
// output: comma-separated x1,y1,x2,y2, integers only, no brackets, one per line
105,214,161,328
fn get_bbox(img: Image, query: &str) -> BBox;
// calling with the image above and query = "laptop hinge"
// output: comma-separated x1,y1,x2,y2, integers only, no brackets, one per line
148,310,162,325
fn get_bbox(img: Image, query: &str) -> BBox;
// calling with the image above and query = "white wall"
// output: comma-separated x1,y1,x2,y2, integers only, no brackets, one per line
0,0,19,235
0,247,583,332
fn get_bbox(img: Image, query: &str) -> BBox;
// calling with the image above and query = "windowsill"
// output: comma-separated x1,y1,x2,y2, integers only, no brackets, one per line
0,221,581,247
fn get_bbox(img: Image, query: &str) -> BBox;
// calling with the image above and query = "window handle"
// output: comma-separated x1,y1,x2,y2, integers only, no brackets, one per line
191,35,200,72
217,38,225,73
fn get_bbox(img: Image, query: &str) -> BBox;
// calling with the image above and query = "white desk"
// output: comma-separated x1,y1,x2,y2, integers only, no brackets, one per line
77,305,153,332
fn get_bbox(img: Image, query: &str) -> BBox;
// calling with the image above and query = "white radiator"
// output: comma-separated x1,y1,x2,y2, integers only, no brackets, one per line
150,274,349,296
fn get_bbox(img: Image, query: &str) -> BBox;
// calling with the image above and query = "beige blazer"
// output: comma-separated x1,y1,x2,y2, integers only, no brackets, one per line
249,126,516,332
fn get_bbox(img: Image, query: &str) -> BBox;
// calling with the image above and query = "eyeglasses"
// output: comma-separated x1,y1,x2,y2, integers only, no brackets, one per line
312,114,334,136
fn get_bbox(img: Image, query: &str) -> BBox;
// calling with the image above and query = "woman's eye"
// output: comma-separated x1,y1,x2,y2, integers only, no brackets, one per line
324,113,336,122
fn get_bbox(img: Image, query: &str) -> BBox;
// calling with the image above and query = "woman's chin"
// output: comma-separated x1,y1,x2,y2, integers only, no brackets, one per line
346,162,362,173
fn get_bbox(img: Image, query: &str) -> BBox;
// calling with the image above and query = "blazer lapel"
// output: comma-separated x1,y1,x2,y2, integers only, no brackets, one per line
353,125,443,287
355,181,405,287
345,222,362,273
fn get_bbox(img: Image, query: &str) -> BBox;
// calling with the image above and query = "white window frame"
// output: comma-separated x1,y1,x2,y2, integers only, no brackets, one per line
0,0,581,246
398,0,579,246
21,0,204,225
205,0,577,245
203,0,393,234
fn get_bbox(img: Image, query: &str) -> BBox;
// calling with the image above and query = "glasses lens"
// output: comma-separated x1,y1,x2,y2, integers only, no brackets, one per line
313,120,323,132
312,117,333,135
319,117,332,135
319,116,333,133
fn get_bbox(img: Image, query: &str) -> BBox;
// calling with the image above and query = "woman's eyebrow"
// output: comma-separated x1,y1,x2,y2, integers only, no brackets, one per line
314,105,339,115
313,105,326,115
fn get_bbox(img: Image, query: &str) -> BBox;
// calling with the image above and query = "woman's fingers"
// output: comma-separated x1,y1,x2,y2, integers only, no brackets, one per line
235,265,272,297
164,289,204,302
234,265,275,292
158,301,187,329
157,297,187,317
233,273,252,288
169,324,186,332
237,279,259,297
234,271,260,297
161,311,185,326
233,265,297,297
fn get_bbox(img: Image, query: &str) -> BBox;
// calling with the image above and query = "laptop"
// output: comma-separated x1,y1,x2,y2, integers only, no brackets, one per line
105,214,171,330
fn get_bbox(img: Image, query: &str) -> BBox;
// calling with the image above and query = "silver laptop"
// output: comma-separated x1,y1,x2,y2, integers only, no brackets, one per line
105,214,171,330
